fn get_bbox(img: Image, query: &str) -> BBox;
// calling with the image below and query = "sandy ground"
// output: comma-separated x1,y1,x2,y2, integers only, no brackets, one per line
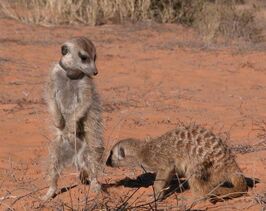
0,17,266,210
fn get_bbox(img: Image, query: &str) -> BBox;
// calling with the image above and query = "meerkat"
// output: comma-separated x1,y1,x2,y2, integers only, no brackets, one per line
106,124,248,202
43,37,104,201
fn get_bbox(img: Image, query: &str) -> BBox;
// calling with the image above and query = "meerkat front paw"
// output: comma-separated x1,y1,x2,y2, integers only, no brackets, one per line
54,117,65,130
42,187,57,201
65,121,80,135
155,191,165,202
90,179,102,193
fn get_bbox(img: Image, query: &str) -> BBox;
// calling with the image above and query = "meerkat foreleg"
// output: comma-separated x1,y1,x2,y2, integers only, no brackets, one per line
47,81,65,130
49,100,65,130
153,168,175,201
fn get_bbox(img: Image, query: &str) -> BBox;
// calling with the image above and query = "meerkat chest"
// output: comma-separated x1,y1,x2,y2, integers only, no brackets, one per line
55,79,81,114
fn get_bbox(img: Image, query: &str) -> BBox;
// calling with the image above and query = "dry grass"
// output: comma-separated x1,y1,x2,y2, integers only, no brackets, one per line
0,0,264,43
195,2,262,43
0,0,151,26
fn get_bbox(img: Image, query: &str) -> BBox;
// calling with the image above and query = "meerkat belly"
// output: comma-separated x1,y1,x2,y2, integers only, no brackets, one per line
56,85,80,117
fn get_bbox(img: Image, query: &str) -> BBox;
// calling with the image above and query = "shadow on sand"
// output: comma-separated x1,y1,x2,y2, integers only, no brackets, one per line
103,172,260,200
53,173,260,202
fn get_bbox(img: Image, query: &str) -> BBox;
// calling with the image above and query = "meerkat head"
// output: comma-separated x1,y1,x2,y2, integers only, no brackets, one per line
106,138,142,168
59,37,98,79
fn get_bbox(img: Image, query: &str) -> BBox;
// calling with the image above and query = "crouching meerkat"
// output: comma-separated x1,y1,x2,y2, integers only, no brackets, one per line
106,124,248,202
43,37,104,201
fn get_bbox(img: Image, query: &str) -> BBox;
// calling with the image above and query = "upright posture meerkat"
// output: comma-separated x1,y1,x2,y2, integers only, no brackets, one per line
106,124,248,202
43,37,104,201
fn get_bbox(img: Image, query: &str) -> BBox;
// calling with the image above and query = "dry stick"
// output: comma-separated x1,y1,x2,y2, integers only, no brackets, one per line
175,172,185,193
127,199,158,210
63,202,78,211
127,191,159,208
127,190,147,208
81,183,89,207
116,189,135,208
67,184,74,210
10,186,48,207
254,193,266,209
245,200,258,210
117,188,140,210
0,201,15,211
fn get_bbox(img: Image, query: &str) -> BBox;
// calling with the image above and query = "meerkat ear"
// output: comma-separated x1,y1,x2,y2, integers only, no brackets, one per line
119,147,125,158
61,45,68,56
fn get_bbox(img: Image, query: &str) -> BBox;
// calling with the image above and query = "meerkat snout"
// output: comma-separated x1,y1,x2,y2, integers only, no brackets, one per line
59,37,98,79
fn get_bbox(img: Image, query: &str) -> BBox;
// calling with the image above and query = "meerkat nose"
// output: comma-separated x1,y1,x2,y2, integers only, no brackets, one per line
106,155,112,166
93,70,98,76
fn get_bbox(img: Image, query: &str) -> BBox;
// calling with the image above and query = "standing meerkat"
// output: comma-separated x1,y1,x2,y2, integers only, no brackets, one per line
106,124,248,202
43,37,104,201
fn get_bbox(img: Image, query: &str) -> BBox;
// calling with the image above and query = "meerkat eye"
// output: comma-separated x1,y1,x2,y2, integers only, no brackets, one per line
79,52,89,62
119,147,125,158
61,45,68,56
94,54,97,61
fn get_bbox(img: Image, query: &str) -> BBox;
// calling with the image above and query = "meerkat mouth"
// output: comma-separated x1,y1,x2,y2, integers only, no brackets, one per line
59,61,85,80
59,60,67,71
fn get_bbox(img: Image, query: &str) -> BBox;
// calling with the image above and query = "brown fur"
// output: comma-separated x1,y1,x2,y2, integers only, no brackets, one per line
43,37,104,201
106,124,248,202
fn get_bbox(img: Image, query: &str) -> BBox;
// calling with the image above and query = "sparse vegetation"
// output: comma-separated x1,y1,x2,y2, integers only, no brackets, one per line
0,0,264,43
1,1,266,210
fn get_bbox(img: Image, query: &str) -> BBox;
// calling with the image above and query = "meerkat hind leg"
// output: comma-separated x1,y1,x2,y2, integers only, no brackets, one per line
209,173,247,203
189,171,247,204
43,136,77,201
79,171,103,193
43,160,61,201
79,169,90,185
78,149,103,193
85,162,102,193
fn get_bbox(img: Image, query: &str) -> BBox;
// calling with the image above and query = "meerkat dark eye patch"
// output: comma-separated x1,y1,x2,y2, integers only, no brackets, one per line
119,147,125,158
61,45,68,56
106,151,113,166
79,52,89,62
